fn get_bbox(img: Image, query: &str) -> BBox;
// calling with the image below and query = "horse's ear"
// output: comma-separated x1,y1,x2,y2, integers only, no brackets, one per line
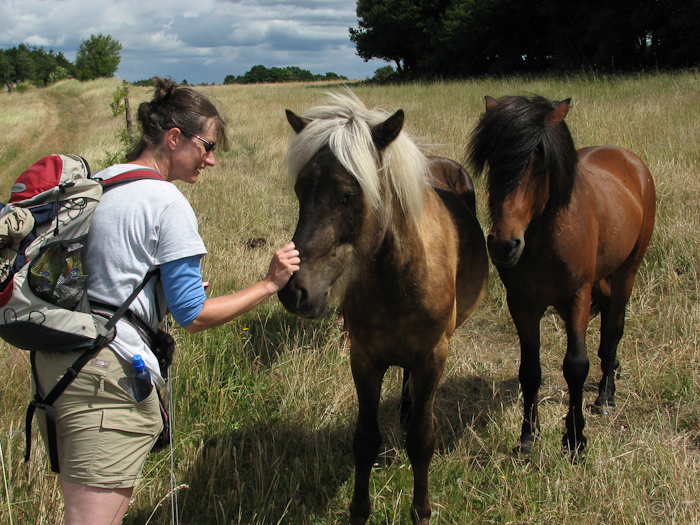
547,98,571,125
371,109,404,150
485,96,498,111
286,109,311,134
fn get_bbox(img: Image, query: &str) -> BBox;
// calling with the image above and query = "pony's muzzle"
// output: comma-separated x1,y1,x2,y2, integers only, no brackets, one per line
487,234,524,268
277,274,328,319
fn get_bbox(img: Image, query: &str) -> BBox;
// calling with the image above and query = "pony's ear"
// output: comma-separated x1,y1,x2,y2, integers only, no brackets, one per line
547,98,571,125
485,96,498,111
286,109,311,134
371,109,404,150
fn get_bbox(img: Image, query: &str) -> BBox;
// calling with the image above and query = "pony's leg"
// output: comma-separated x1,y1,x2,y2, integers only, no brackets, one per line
561,288,592,453
349,356,386,525
595,271,635,407
399,368,412,429
405,343,447,525
508,297,545,453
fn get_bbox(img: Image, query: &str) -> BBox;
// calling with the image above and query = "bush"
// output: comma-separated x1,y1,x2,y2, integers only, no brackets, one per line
372,65,397,83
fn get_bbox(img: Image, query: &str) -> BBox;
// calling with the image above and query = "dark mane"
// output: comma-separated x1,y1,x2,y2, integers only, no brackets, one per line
467,95,578,211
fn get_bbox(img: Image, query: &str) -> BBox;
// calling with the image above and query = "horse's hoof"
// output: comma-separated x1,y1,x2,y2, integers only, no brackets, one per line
514,437,534,454
590,404,609,416
349,500,371,525
410,504,431,524
561,434,587,459
590,402,614,416
349,512,368,525
593,396,616,410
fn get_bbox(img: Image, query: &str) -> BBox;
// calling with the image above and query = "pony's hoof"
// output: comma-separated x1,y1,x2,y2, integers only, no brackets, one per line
590,403,610,416
410,504,431,524
514,437,534,454
561,434,587,459
349,501,370,525
591,394,617,415
349,513,368,525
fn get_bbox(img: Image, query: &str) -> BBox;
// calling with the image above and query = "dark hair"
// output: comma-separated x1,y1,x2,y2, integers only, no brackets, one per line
126,77,228,161
467,95,578,211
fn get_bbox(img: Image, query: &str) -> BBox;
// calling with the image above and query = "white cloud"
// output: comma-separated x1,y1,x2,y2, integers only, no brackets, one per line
0,0,387,83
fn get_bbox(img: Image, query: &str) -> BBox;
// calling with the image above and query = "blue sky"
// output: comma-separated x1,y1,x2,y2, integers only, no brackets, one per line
0,0,388,84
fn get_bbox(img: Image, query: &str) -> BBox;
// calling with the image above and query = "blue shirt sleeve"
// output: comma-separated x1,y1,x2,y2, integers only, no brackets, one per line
160,255,207,328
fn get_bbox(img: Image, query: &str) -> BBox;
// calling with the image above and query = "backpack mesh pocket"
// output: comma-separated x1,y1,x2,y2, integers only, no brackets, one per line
28,241,88,310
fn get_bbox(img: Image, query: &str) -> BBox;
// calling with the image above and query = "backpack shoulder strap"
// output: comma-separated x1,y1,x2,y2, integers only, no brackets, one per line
97,168,165,188
25,271,160,473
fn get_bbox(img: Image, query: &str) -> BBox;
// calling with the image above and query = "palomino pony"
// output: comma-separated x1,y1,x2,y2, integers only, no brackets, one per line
468,95,656,453
278,92,489,524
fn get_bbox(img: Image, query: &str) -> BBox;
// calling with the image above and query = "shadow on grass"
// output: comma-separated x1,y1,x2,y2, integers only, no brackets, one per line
433,374,521,452
126,308,523,524
126,372,523,524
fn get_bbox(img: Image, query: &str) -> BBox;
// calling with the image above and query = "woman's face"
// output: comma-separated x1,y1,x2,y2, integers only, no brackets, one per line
167,117,218,184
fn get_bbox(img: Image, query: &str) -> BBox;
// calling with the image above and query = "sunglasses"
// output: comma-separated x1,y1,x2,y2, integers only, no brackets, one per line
180,129,216,153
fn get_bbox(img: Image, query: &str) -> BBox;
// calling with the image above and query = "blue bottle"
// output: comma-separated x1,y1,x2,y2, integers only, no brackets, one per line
131,354,153,402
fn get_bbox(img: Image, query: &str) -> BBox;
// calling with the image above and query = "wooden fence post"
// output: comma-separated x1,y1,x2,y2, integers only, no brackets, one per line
125,97,132,135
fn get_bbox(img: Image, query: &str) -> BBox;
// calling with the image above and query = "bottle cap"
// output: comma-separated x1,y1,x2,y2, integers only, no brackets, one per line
132,354,146,372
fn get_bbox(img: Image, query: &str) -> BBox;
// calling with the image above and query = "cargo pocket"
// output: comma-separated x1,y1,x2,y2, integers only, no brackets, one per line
88,393,163,480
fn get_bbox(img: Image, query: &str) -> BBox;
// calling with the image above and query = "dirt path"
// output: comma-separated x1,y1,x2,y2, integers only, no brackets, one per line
3,85,88,181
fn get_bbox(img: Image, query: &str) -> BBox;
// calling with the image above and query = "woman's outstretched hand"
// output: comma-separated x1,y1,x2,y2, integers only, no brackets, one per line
265,241,300,291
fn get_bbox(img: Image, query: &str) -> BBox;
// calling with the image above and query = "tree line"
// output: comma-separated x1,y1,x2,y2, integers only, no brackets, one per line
351,0,700,79
0,34,122,91
224,65,347,84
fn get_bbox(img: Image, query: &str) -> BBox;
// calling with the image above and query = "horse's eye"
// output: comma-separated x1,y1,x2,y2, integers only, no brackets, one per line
341,193,356,204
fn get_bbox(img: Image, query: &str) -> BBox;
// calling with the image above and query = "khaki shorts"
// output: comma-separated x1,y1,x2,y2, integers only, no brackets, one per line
33,346,163,489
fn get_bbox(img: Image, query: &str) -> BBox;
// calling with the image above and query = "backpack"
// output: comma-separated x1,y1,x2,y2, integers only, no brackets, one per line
0,154,165,473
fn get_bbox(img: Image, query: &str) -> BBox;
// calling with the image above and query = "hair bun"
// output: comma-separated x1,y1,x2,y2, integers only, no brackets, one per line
148,77,178,107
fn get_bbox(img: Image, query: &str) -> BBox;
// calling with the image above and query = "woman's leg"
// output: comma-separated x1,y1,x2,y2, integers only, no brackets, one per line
62,478,133,525
34,347,162,524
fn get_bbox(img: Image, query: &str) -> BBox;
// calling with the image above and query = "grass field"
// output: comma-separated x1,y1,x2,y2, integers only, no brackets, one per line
0,72,698,524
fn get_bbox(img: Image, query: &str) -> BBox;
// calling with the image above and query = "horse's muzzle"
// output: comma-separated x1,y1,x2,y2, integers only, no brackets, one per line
487,234,524,268
277,274,329,319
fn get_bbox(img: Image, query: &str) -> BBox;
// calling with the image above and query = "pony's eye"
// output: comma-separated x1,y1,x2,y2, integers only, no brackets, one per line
341,193,356,204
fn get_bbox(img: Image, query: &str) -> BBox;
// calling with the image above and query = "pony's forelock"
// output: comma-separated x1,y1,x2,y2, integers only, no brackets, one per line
468,95,578,210
285,91,431,223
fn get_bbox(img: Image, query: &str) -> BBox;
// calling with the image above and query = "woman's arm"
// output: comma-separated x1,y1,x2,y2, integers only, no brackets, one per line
184,242,300,334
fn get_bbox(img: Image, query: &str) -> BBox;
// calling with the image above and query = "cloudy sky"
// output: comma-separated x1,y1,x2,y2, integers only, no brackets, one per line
0,0,388,84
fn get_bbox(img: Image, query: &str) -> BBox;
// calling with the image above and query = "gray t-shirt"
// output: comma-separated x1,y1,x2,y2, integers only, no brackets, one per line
86,164,207,386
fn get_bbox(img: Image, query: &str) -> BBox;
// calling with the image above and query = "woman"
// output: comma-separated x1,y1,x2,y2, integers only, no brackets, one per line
33,77,300,524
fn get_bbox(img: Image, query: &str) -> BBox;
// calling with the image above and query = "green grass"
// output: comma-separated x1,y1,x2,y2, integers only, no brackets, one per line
0,72,699,524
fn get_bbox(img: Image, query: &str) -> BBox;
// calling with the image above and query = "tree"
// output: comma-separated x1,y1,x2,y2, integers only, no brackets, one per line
75,34,122,81
650,0,700,68
223,65,347,84
350,0,453,77
349,0,700,78
0,50,16,89
372,65,397,83
10,44,36,83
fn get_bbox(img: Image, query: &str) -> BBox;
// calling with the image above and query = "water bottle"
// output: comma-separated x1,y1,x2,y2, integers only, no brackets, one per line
131,354,153,402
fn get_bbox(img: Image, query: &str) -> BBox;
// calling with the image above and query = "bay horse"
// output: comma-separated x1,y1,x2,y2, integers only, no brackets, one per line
467,95,656,454
278,92,489,524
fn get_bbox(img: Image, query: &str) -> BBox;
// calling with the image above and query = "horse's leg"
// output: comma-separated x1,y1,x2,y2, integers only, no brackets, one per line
508,296,545,453
595,271,635,407
399,368,412,429
404,342,447,525
561,287,592,453
349,355,386,525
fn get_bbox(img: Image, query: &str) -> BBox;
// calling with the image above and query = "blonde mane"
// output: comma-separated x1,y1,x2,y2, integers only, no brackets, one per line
285,91,432,224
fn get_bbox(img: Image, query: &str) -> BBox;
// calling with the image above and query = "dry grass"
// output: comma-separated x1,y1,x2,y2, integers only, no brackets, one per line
0,72,698,524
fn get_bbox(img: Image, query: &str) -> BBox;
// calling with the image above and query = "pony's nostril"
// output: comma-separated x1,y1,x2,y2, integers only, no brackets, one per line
297,286,309,309
486,236,524,267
